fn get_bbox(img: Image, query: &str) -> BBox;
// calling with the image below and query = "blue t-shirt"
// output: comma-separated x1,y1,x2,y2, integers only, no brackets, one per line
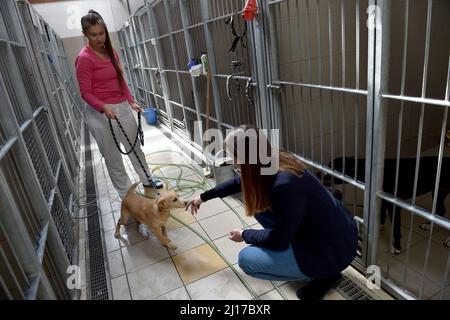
200,169,358,279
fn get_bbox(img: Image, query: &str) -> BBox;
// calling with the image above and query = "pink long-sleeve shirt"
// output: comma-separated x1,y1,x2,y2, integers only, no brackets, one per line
75,45,134,112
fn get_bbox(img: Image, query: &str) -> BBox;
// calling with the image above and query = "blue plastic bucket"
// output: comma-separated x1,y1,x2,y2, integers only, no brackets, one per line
143,107,157,125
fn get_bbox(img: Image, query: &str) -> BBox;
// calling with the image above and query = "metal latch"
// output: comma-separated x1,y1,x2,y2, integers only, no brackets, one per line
267,83,281,93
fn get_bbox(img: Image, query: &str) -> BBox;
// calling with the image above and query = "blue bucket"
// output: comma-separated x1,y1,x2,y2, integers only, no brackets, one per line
143,107,157,125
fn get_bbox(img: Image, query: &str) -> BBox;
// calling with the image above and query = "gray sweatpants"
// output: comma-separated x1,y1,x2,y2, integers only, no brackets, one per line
86,101,151,199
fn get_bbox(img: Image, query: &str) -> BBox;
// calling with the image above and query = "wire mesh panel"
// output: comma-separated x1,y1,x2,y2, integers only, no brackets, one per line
0,5,7,41
125,22,148,105
11,46,44,112
22,125,53,201
57,165,72,209
1,149,42,246
42,246,68,299
0,126,5,149
49,196,75,265
118,31,133,86
0,1,23,44
0,220,28,300
0,43,30,125
35,111,60,176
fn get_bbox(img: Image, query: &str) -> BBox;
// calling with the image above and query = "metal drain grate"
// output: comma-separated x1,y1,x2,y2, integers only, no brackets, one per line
84,125,109,300
335,275,375,300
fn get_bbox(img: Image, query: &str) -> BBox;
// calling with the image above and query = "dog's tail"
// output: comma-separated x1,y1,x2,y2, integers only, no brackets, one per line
128,182,140,194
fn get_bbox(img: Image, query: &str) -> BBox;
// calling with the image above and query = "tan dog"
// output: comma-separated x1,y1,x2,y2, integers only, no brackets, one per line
114,182,187,250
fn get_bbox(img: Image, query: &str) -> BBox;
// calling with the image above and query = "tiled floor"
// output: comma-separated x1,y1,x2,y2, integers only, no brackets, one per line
86,121,405,300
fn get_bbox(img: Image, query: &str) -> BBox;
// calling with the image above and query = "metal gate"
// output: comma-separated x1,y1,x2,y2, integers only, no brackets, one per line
120,0,449,300
119,0,260,148
0,0,82,299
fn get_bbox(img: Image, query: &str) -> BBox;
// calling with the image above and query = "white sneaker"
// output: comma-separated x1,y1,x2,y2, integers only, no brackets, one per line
138,223,149,237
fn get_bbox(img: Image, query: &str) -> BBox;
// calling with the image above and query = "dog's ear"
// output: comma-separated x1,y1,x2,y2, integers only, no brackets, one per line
157,198,167,210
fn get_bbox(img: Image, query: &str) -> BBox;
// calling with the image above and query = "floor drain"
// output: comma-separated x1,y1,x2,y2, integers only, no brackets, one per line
335,275,375,300
84,125,109,300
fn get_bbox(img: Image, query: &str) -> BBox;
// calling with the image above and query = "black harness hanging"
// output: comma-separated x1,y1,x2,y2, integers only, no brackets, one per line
225,10,247,53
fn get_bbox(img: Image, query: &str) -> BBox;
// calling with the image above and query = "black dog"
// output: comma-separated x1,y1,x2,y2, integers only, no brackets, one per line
322,156,450,253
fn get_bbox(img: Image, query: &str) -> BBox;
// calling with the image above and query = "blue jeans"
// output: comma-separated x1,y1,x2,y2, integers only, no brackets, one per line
238,210,313,282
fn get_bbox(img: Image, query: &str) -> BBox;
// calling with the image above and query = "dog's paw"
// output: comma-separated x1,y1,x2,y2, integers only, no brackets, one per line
114,231,120,239
391,246,401,255
444,236,450,248
167,244,177,250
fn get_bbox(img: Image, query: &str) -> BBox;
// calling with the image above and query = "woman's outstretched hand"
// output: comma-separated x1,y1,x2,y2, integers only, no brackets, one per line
130,101,144,112
185,196,203,215
228,229,244,242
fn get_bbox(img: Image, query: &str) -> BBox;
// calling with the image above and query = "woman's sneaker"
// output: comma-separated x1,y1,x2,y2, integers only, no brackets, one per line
296,274,342,300
143,180,163,198
143,179,164,189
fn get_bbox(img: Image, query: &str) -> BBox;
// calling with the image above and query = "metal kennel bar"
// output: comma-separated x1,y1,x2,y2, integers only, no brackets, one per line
120,0,449,300
0,0,82,299
372,0,450,300
121,0,260,148
263,0,370,271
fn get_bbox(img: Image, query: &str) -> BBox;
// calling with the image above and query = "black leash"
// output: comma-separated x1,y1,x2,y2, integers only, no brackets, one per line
108,112,158,192
108,112,144,155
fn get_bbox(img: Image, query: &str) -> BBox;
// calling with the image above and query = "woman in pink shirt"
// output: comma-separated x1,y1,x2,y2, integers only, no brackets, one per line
75,10,162,199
